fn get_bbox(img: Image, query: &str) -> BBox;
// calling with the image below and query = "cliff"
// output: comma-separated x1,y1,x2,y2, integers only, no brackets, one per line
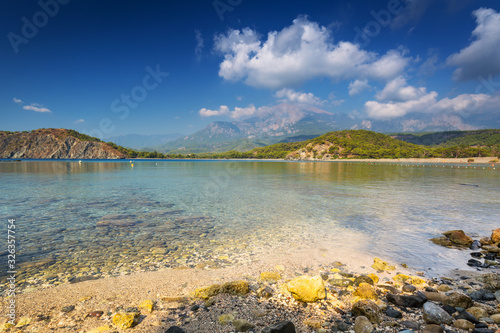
0,129,126,159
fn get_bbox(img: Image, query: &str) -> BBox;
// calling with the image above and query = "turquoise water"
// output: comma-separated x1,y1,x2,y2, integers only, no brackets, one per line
1,160,499,289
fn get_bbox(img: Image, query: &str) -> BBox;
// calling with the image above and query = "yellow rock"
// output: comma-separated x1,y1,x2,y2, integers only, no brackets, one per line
260,271,281,283
331,268,341,273
393,274,426,285
372,258,396,271
218,313,234,325
492,228,500,243
139,299,155,312
16,317,30,327
354,283,378,300
466,307,488,319
79,296,92,302
368,273,379,284
194,280,249,299
286,275,326,303
87,325,111,333
304,319,322,329
0,323,14,331
112,312,139,329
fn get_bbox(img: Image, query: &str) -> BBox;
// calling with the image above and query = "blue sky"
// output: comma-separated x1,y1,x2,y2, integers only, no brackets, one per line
1,0,500,137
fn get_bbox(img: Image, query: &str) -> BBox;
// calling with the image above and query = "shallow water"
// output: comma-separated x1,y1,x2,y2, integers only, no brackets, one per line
1,160,499,289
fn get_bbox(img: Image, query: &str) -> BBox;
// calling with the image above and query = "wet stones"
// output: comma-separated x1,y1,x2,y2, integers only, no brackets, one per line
442,230,473,246
422,302,453,325
286,275,326,303
371,258,395,271
386,293,426,308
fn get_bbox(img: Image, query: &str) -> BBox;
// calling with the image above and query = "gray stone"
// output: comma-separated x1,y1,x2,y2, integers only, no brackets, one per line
354,316,373,333
423,302,453,325
352,300,382,324
386,293,425,308
262,321,296,333
166,327,185,333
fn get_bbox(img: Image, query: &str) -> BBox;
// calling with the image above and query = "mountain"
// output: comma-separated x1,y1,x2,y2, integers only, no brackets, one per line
0,129,126,159
391,129,500,147
155,103,499,154
105,133,183,150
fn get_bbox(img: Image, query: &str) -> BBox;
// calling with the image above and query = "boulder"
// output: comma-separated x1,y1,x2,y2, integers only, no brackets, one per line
442,230,473,246
352,300,382,324
491,228,500,243
286,275,325,302
423,302,453,325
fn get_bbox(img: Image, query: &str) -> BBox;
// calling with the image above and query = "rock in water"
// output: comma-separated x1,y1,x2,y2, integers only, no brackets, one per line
442,230,473,246
194,280,249,299
423,302,453,325
430,237,452,247
351,300,382,324
112,312,140,329
443,292,473,308
371,258,396,271
286,275,326,302
491,228,500,243
354,316,373,333
233,319,255,332
260,271,281,283
262,321,296,333
386,293,425,308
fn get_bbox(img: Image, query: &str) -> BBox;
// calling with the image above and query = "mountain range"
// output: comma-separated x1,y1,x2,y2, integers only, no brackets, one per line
153,103,500,153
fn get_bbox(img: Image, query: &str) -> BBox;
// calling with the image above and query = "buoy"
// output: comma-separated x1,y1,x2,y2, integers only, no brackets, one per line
78,160,82,164
131,163,134,167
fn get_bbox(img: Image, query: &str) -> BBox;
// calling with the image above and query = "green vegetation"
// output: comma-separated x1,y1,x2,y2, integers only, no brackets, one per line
392,129,500,147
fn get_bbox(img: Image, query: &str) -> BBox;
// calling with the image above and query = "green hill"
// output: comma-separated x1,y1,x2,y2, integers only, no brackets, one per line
391,129,500,147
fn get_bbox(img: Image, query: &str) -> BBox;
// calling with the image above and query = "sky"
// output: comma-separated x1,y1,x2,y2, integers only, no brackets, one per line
1,0,500,138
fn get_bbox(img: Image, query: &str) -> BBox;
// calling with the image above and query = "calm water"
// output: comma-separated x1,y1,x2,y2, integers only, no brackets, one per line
1,160,499,289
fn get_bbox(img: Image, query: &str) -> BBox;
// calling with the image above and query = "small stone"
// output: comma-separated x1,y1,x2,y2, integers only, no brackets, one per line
354,316,373,333
138,299,155,312
372,258,396,271
422,324,444,333
466,307,489,320
286,275,326,302
437,284,452,292
430,237,452,247
219,314,235,325
441,305,455,315
88,311,104,318
402,285,417,293
194,280,249,299
495,290,500,301
190,304,199,312
456,310,479,324
472,329,495,333
329,278,353,287
16,317,31,327
61,305,75,313
491,314,500,324
422,292,448,303
304,319,322,329
233,319,255,332
444,292,473,308
354,275,374,286
112,312,139,329
401,321,420,330
261,320,296,333
385,308,403,319
423,302,453,325
260,271,281,283
454,319,476,330
352,300,382,324
87,325,112,333
480,237,492,245
367,273,379,284
354,283,378,300
386,293,425,308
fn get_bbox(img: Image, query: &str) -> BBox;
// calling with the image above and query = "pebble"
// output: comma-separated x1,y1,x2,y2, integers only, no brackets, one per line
386,293,425,308
354,316,373,333
402,285,417,293
423,302,453,325
233,319,255,332
261,320,296,333
422,324,445,333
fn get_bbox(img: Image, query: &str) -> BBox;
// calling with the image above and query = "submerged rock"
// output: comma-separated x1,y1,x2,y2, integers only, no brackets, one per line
442,230,473,246
430,237,452,247
371,258,395,271
286,275,326,302
260,271,281,283
194,280,249,299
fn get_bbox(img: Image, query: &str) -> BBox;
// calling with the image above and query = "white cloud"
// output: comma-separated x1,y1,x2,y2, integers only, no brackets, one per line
447,8,500,81
199,104,258,119
348,79,371,96
23,103,51,113
195,30,204,62
214,17,410,89
376,76,427,101
13,98,23,104
275,88,326,105
74,119,85,124
366,90,500,120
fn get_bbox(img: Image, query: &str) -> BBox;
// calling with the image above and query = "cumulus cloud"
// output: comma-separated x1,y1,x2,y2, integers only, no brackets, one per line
214,17,410,89
195,30,204,62
366,90,500,120
275,88,326,105
74,119,85,124
376,76,427,101
447,8,500,81
199,104,259,119
348,79,371,96
23,103,51,113
13,98,23,104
